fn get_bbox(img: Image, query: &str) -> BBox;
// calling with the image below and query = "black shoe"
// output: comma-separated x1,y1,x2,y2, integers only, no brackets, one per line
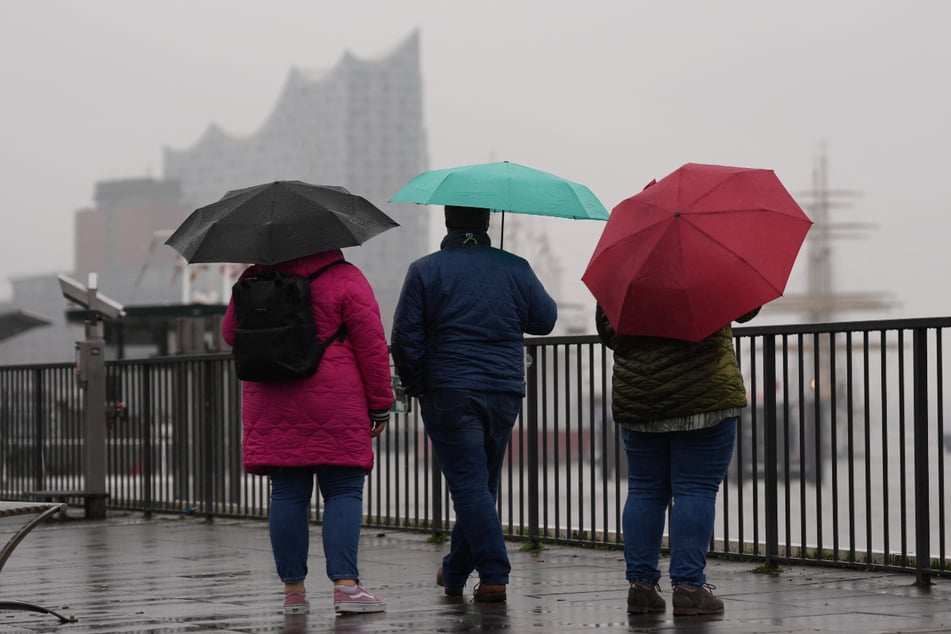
627,581,666,614
672,584,723,615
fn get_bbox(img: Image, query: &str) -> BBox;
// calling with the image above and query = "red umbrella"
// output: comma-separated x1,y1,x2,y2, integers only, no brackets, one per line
582,163,812,342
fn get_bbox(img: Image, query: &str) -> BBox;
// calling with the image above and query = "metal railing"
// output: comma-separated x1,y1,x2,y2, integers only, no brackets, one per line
1,316,948,581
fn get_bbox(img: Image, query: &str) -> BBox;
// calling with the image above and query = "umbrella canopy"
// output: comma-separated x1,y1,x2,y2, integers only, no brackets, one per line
390,161,609,220
582,163,812,342
165,181,399,265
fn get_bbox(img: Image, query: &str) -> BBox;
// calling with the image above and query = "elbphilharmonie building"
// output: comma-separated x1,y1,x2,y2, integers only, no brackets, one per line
164,30,429,329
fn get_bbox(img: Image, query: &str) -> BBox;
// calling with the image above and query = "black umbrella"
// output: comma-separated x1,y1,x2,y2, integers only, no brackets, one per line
165,181,399,264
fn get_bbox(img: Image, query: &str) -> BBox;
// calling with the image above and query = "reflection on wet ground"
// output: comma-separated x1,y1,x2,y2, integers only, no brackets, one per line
0,512,949,633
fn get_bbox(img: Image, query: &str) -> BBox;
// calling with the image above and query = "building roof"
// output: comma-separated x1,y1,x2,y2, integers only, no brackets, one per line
0,305,52,342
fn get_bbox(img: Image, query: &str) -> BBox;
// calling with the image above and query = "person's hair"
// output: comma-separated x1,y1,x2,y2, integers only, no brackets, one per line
445,205,491,231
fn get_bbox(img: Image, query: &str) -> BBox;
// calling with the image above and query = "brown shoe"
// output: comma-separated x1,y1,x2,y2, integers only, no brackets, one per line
627,581,665,614
436,566,463,596
672,584,723,615
473,582,506,603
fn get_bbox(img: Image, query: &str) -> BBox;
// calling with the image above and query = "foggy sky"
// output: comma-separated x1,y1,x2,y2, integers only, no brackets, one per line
2,0,949,323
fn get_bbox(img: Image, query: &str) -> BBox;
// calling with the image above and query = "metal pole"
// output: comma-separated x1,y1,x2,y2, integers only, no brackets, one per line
763,335,779,569
201,362,215,518
526,344,540,546
141,365,153,517
32,368,44,491
431,453,443,538
79,316,107,519
912,328,931,585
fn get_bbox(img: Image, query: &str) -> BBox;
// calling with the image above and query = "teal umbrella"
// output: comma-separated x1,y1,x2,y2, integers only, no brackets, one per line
391,161,608,247
391,161,609,220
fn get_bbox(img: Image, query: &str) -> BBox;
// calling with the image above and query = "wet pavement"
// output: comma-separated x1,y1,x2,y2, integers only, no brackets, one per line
1,510,950,633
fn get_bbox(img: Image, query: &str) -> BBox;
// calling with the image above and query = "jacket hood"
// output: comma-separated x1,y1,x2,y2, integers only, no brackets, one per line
245,249,345,278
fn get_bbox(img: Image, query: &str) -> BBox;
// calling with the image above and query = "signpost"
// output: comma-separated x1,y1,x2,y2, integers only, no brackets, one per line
57,273,124,519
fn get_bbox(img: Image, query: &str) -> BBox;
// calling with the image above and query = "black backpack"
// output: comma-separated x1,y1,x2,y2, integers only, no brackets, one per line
231,261,348,382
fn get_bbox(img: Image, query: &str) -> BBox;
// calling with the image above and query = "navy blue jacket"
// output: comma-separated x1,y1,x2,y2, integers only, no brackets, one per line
391,230,557,397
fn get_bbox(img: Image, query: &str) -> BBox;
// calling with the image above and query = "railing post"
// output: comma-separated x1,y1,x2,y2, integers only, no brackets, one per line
77,320,108,519
173,364,190,504
912,328,931,585
431,452,443,538
526,344,540,546
763,335,779,569
32,368,44,491
141,365,153,517
201,362,215,518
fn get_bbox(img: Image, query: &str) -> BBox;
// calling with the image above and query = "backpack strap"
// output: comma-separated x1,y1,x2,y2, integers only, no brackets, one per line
328,322,347,344
306,259,351,343
305,259,350,282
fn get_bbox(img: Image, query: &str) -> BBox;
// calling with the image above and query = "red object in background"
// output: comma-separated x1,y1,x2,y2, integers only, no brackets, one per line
582,163,812,342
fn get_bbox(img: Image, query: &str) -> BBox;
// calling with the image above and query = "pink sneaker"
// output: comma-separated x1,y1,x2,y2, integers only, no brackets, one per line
283,591,309,615
333,582,385,614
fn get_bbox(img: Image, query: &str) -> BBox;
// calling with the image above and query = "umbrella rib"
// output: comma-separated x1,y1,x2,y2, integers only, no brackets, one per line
427,171,464,205
592,200,683,257
686,206,808,220
680,169,752,209
681,219,786,294
682,170,807,222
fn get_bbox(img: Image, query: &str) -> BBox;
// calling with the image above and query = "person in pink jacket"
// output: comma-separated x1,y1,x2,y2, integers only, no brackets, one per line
221,248,394,616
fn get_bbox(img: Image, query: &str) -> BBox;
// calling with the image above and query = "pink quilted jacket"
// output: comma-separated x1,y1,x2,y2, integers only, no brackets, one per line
221,249,394,475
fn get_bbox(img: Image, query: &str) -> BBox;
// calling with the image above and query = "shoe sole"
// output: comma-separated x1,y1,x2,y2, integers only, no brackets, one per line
473,594,506,603
627,607,665,614
335,603,386,614
283,605,309,615
673,607,723,616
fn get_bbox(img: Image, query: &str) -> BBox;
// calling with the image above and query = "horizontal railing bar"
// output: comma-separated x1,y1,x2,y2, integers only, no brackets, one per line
1,318,948,579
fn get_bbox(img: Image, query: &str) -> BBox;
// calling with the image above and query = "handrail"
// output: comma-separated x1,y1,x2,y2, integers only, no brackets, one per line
1,316,949,578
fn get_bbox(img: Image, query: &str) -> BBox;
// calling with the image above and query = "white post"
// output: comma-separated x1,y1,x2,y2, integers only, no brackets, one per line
181,259,191,304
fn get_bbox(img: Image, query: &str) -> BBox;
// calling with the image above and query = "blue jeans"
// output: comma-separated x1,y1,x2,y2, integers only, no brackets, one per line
420,389,521,587
621,418,736,587
269,465,366,584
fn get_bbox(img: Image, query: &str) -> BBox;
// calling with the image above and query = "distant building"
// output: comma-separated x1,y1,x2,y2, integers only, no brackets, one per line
75,178,188,274
164,30,429,329
0,275,75,364
0,177,200,363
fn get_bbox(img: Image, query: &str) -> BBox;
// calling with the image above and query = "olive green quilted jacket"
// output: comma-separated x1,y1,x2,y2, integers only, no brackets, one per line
595,305,757,431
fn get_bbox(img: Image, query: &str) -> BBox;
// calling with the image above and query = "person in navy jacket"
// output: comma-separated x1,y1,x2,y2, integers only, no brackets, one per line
391,205,557,602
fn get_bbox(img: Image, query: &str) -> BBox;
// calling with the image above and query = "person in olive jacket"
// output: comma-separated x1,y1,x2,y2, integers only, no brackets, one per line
596,304,759,616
